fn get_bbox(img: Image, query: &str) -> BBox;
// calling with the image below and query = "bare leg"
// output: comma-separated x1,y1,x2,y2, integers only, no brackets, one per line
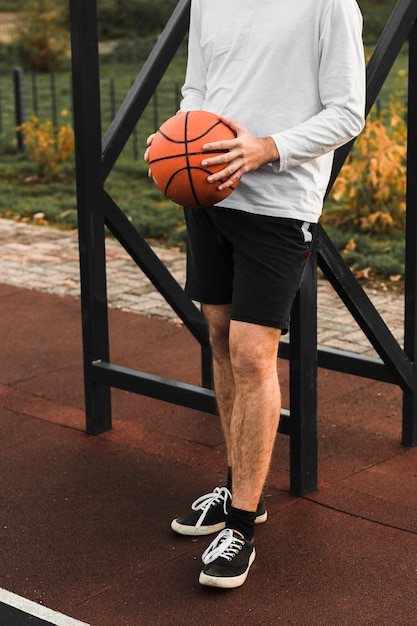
202,304,234,465
228,320,281,512
203,306,281,510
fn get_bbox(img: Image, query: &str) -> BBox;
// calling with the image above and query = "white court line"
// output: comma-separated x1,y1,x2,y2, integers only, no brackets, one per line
0,588,90,626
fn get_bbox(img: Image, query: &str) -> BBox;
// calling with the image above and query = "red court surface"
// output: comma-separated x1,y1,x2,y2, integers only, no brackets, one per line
1,282,416,625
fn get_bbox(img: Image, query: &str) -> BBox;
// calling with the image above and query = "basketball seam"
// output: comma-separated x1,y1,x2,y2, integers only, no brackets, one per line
157,121,225,145
149,150,227,166
164,167,237,199
151,111,236,207
185,112,201,207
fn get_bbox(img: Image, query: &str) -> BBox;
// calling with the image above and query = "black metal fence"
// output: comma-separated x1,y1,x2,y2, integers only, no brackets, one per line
0,67,182,155
0,2,403,153
0,65,401,160
70,0,417,497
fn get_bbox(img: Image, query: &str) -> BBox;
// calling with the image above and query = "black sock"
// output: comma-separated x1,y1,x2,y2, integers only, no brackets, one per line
226,466,232,492
226,506,256,542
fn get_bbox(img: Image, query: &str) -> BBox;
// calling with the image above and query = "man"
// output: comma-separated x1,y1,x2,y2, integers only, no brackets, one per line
145,0,365,589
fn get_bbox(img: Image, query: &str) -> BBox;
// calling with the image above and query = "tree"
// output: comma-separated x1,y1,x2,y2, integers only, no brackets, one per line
14,0,68,72
97,0,179,38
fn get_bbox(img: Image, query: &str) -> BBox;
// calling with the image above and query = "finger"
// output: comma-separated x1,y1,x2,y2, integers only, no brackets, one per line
146,132,156,146
218,168,244,190
217,176,239,190
207,160,244,186
144,132,157,162
202,138,238,153
201,147,240,168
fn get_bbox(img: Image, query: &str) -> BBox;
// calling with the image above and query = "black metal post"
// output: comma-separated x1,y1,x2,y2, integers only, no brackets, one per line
13,67,26,155
109,77,116,120
288,244,319,496
70,0,112,434
201,342,214,391
0,87,3,138
402,19,417,445
31,72,38,116
317,225,413,391
101,0,191,180
50,72,58,129
68,0,417,496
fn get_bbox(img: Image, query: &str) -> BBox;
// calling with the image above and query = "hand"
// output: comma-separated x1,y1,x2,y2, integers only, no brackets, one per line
143,111,181,163
144,132,156,163
201,116,280,190
144,112,182,172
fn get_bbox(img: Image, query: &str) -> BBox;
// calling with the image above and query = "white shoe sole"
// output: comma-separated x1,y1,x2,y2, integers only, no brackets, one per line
170,519,226,536
198,548,256,589
171,511,267,536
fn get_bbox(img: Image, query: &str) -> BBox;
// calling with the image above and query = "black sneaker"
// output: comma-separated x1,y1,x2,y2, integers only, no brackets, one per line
199,529,256,588
171,487,267,536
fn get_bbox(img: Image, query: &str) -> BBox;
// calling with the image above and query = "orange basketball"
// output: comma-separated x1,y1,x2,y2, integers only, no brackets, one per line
148,110,238,208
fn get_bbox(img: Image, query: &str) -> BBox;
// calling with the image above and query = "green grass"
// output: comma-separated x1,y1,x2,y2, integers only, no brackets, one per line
322,225,405,281
0,152,188,247
0,45,188,246
104,163,188,248
0,1,27,10
0,52,186,151
0,153,77,226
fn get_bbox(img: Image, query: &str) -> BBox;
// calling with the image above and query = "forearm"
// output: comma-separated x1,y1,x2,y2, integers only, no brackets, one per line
272,102,365,172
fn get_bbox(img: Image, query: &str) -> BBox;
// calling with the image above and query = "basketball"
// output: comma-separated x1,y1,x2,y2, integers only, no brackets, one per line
148,110,238,208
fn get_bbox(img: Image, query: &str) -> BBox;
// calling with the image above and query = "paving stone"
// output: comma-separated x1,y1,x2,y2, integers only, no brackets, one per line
0,218,405,357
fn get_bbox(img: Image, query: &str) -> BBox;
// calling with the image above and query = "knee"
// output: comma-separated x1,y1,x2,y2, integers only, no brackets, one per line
228,322,281,382
230,342,271,382
203,304,231,361
208,321,230,361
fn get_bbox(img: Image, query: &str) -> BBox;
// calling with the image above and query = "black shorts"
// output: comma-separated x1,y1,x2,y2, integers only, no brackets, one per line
184,206,315,331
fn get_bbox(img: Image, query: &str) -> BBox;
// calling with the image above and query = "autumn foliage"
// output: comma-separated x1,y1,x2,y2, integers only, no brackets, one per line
18,115,74,180
323,99,407,235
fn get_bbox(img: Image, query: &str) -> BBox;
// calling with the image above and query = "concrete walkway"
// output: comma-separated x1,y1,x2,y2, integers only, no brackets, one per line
0,218,405,357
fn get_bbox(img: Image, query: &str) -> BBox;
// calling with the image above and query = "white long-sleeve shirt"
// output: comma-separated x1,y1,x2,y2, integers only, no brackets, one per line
180,0,366,222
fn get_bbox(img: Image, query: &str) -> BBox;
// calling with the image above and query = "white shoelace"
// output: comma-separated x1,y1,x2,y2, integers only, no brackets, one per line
191,486,231,529
201,529,245,564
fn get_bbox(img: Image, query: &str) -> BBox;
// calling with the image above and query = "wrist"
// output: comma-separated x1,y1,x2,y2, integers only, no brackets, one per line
263,136,280,163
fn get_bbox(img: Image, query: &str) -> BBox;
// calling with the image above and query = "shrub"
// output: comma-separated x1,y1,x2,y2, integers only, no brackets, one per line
13,0,68,72
324,226,405,281
97,0,178,39
324,99,407,235
18,114,74,180
358,0,398,43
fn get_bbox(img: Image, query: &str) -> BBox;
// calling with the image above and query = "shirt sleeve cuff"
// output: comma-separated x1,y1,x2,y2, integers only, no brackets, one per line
269,134,285,172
